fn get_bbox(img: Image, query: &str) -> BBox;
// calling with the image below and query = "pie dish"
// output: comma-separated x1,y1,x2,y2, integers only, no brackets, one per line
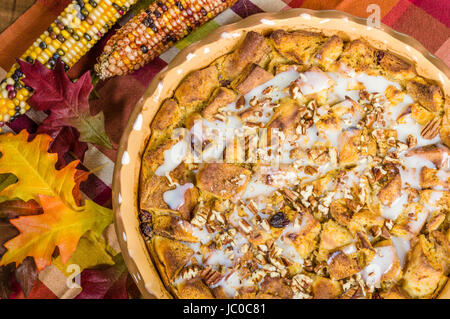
112,9,450,299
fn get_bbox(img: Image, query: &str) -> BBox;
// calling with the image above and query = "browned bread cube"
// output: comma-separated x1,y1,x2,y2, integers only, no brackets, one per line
196,163,251,200
174,65,219,110
311,35,344,70
312,276,342,299
148,235,193,286
270,29,326,65
377,51,415,80
175,278,214,299
151,213,199,242
403,235,446,298
233,64,274,95
220,31,272,81
201,87,237,121
317,220,354,261
406,80,444,113
339,39,376,73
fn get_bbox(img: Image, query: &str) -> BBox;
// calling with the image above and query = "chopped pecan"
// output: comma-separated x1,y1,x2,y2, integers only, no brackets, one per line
420,117,441,139
238,219,253,234
281,188,299,203
356,232,374,251
236,95,245,109
247,200,259,214
180,265,202,280
304,165,318,175
200,267,224,286
406,134,417,148
380,226,391,239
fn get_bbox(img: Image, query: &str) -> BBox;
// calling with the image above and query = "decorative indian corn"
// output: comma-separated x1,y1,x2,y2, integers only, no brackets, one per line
94,0,238,80
0,0,137,131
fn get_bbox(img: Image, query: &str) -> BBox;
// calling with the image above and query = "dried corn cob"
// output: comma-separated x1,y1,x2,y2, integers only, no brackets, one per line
95,0,238,80
0,0,138,132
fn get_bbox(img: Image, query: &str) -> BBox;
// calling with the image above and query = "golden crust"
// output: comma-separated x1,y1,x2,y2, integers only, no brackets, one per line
148,235,193,287
403,235,446,298
220,31,272,81
140,142,199,219
151,213,199,242
406,80,444,113
266,97,301,142
196,163,251,200
327,251,361,280
377,51,415,80
258,276,293,299
312,35,344,70
202,87,237,121
174,65,219,110
233,64,274,95
317,220,354,262
312,276,342,299
339,39,376,73
377,164,402,207
175,278,214,299
286,211,321,259
270,29,326,65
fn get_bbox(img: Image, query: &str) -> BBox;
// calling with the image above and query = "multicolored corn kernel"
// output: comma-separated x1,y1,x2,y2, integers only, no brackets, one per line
0,0,137,131
95,0,239,80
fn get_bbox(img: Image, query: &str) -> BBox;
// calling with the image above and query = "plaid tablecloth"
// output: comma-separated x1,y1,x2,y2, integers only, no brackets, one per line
0,0,448,299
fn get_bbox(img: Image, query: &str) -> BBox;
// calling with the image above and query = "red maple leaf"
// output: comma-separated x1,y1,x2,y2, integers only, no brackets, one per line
36,125,88,169
18,59,112,149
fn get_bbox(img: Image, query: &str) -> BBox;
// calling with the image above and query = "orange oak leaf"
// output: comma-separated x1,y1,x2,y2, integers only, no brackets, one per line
0,130,79,209
1,194,113,271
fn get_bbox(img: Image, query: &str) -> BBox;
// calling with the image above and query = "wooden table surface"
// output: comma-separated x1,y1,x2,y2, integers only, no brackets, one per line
0,0,35,33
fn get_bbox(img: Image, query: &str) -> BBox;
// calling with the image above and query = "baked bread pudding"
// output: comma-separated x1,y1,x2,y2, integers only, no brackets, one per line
138,29,450,299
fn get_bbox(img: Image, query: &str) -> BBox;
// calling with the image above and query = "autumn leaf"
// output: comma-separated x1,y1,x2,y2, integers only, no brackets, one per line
0,200,42,219
52,231,115,276
0,174,17,203
0,264,14,299
0,130,79,209
0,202,40,298
18,59,112,149
36,125,88,169
14,257,38,297
1,194,113,271
75,254,128,299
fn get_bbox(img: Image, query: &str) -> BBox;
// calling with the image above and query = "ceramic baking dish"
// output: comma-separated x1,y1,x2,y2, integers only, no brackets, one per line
112,8,450,299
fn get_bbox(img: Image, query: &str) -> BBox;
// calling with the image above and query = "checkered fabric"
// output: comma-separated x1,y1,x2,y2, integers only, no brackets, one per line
0,0,448,299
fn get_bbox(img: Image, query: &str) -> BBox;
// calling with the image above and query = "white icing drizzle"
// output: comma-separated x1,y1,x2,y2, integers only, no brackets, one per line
361,245,396,287
390,236,410,267
297,68,335,95
155,139,188,176
163,183,193,210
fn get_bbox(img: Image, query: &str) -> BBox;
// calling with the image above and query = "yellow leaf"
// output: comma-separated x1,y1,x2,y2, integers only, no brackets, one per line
0,194,113,271
52,231,115,276
0,130,78,209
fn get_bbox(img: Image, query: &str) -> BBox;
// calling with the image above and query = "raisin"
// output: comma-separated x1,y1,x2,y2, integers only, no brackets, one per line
139,210,152,223
269,212,290,228
376,50,385,65
140,223,153,237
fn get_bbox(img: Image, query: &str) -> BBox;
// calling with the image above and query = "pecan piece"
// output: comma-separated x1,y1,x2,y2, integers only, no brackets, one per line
421,117,441,139
200,267,223,286
281,188,299,203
